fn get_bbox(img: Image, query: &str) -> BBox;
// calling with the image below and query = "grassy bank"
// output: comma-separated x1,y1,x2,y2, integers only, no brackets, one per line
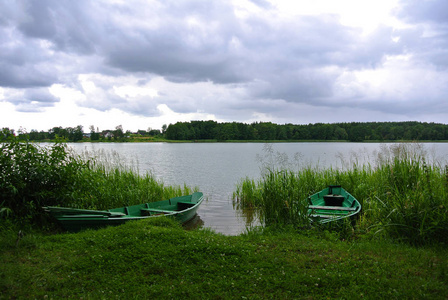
1,218,447,299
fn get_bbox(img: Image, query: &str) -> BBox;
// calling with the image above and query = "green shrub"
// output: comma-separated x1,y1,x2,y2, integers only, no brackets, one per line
0,139,88,222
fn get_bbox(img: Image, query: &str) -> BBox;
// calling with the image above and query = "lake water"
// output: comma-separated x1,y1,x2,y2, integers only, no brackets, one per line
67,142,448,235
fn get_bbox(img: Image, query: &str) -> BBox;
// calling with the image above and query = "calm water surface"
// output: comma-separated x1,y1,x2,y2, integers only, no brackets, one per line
68,142,448,235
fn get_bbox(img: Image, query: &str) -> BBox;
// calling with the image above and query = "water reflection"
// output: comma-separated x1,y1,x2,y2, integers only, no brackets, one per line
236,206,259,227
182,214,204,231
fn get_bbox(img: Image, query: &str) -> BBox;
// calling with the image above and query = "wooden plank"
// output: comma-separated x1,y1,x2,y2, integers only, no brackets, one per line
310,214,338,219
140,208,175,214
176,201,194,206
309,205,357,211
58,214,109,218
107,211,127,217
43,206,125,217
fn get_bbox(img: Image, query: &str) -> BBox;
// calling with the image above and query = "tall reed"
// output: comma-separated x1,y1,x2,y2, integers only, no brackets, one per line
359,144,448,245
233,143,448,245
1,138,193,227
71,165,195,210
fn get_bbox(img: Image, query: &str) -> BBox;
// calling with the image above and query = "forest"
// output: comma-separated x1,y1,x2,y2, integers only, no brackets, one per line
165,121,448,142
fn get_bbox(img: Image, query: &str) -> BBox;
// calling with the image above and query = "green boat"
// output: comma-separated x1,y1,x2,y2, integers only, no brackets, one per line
43,192,204,232
308,186,361,224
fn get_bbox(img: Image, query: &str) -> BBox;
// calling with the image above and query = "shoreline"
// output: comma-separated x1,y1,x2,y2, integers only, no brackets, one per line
32,139,448,143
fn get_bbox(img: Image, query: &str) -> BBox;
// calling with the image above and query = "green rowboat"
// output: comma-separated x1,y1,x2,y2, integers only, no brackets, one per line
308,186,361,224
43,192,204,232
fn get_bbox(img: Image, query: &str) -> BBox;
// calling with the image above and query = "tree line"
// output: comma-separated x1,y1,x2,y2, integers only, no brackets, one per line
165,121,448,142
2,121,448,142
0,125,164,142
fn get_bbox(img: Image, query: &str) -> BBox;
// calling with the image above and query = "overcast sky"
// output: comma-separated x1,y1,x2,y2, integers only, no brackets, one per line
1,0,448,132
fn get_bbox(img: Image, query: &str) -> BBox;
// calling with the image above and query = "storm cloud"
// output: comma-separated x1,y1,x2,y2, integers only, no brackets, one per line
1,0,448,130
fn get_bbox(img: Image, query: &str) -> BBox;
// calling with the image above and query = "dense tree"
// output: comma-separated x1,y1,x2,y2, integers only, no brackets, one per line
113,125,124,141
0,128,15,141
89,125,100,141
68,125,84,142
164,121,448,142
334,126,348,140
148,129,161,136
45,126,83,142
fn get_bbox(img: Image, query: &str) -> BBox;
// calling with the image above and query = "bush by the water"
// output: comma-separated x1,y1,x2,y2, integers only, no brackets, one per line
0,139,88,223
0,136,192,227
233,143,448,245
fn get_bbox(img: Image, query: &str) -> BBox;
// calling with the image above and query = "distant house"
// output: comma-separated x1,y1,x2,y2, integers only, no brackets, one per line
101,131,114,139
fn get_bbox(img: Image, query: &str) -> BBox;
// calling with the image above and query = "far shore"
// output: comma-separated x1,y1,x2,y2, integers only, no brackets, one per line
32,138,448,143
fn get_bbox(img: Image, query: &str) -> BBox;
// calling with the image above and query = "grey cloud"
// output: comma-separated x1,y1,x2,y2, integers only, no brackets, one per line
2,0,403,89
239,20,401,103
395,0,448,68
361,97,448,117
415,36,448,69
77,90,127,113
106,8,401,100
238,15,363,68
119,98,163,117
247,69,337,102
101,4,408,117
0,0,103,106
0,25,59,88
1,0,446,122
17,0,98,55
106,5,330,84
104,1,245,84
0,63,57,88
248,0,273,9
23,88,59,103
397,0,448,24
6,88,59,112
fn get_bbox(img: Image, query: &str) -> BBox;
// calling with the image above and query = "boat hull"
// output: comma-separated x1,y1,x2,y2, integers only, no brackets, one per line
307,186,361,224
44,192,204,232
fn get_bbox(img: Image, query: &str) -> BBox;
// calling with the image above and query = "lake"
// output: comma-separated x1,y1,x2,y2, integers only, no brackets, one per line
67,142,448,235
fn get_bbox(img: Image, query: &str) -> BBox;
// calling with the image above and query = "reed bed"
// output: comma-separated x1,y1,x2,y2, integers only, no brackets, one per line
0,139,193,227
233,143,448,245
72,148,195,210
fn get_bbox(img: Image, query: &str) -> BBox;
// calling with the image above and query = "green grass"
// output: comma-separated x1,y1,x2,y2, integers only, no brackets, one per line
1,218,447,299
